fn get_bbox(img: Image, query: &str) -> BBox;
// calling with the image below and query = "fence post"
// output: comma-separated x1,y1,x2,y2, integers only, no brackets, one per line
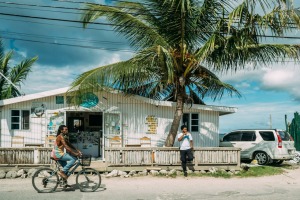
34,148,39,164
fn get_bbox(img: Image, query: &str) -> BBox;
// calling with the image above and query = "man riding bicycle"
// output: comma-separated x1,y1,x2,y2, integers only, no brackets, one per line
51,125,82,180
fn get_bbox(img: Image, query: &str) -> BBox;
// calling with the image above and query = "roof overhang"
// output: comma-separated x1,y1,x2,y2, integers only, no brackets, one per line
132,95,237,116
0,87,237,116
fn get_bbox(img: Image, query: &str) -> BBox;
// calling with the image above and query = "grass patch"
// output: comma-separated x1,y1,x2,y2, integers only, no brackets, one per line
235,166,284,178
184,166,287,178
150,164,297,178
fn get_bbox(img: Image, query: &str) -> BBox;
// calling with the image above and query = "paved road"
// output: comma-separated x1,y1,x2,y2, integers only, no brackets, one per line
1,168,300,200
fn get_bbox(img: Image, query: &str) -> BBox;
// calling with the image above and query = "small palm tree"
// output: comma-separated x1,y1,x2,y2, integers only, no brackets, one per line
71,0,300,146
0,40,38,100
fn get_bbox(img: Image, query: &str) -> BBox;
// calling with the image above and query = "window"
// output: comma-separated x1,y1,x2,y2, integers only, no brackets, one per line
277,131,291,141
259,131,275,141
223,132,242,141
56,96,64,104
11,110,30,130
241,131,256,141
191,114,199,132
182,113,199,132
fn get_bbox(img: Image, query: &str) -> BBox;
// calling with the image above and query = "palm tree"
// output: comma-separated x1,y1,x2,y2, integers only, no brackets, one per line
0,40,38,100
70,0,300,146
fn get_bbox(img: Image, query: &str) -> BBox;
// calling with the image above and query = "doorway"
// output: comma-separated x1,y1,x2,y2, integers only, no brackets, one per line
66,111,103,158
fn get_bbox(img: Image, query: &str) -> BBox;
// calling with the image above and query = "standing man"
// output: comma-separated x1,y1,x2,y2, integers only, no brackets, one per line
51,125,81,180
178,125,194,177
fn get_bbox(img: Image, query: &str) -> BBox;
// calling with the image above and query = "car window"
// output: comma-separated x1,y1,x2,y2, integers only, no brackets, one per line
223,132,242,141
277,131,291,141
241,131,256,141
259,131,275,141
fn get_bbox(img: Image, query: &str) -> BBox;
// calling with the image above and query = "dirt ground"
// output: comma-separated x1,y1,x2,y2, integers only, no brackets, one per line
1,166,300,200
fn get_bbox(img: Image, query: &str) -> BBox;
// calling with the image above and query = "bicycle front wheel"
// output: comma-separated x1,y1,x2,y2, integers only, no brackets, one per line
76,168,101,192
32,168,59,193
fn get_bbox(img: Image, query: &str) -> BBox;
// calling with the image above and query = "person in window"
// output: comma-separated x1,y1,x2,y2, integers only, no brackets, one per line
51,125,81,180
178,125,194,177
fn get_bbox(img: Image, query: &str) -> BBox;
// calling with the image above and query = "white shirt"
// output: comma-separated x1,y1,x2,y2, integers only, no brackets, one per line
178,132,193,150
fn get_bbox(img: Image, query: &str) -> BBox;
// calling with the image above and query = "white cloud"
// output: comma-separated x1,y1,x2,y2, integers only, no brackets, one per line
235,82,251,89
261,67,300,99
220,101,300,133
20,51,133,94
218,62,300,100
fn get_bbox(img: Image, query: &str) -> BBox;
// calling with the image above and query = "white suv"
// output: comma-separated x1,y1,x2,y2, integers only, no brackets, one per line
219,129,295,165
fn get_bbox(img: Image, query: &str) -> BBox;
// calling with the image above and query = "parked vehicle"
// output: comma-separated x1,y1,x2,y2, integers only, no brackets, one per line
219,129,296,165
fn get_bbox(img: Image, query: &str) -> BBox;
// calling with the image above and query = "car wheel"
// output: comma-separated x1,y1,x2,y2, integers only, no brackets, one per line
254,152,269,165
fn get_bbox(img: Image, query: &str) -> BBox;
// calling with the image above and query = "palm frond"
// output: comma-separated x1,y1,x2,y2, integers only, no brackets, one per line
9,56,38,85
81,3,169,50
189,65,241,100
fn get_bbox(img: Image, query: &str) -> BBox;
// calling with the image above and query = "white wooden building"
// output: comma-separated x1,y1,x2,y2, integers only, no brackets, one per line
0,87,236,159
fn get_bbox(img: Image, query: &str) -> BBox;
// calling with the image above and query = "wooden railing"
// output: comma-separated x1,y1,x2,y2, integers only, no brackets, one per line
0,147,52,165
0,147,241,170
105,147,241,170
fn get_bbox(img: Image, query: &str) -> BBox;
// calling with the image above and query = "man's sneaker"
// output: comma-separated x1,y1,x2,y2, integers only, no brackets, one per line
184,171,188,177
58,171,68,180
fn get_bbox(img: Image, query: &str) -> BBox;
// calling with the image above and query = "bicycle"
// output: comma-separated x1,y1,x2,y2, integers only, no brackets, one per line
32,155,101,193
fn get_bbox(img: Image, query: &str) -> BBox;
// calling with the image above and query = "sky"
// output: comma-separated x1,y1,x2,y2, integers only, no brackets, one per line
0,0,300,133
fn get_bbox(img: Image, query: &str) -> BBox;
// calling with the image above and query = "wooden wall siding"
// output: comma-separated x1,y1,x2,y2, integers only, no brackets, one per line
0,94,66,147
196,150,239,164
105,147,241,169
103,92,221,148
0,148,34,164
1,91,221,148
0,147,52,164
122,149,153,165
38,148,53,164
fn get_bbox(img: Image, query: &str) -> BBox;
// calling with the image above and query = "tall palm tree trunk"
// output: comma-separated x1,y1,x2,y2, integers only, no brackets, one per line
165,87,185,147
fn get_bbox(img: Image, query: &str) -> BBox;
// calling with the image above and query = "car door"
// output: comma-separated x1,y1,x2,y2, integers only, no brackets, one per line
239,131,257,159
220,131,256,159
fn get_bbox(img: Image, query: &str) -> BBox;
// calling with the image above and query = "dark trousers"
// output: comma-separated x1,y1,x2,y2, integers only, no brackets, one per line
180,148,193,172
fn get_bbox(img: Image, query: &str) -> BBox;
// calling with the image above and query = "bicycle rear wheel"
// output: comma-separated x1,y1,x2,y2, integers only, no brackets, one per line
76,168,101,192
32,168,59,193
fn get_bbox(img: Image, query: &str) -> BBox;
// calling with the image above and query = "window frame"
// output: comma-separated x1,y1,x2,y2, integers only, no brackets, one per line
11,109,30,130
240,131,256,141
259,131,275,141
182,113,199,132
223,132,242,142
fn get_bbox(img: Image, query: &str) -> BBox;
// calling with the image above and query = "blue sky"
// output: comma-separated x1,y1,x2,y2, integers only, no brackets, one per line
1,0,300,133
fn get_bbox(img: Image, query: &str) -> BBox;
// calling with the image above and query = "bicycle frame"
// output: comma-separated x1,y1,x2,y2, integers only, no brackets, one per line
54,157,83,177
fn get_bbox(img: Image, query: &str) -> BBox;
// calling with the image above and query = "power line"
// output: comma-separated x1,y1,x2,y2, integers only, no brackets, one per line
0,35,135,52
0,12,156,29
0,30,127,45
0,17,117,32
0,1,153,16
1,34,300,64
0,1,299,31
1,1,299,28
1,11,300,41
